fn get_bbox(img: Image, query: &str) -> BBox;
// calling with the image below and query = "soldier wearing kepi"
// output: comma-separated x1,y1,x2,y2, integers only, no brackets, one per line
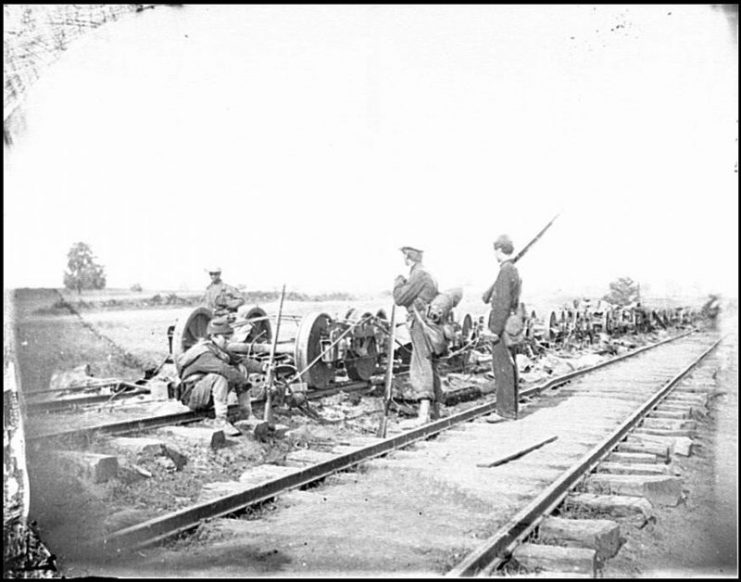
482,234,522,420
176,317,266,429
203,266,246,317
393,245,441,428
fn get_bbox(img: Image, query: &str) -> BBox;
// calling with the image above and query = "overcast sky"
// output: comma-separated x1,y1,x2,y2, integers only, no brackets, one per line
4,5,738,299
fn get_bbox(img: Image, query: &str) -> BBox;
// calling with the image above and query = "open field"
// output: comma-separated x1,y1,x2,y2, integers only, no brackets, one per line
10,287,720,394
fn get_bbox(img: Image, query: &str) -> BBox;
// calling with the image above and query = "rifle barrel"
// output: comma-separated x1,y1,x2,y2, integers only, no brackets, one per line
513,213,560,264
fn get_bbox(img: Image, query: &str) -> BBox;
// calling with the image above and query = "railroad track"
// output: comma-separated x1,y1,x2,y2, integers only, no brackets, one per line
23,380,150,414
59,330,714,569
24,377,387,443
33,328,725,578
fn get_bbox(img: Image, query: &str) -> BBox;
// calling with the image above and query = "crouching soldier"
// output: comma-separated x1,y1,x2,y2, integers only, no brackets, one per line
176,317,266,429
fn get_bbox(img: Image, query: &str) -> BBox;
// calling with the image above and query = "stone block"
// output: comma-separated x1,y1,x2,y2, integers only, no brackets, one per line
57,451,119,483
672,385,713,394
648,409,689,419
586,474,683,506
672,436,694,457
109,437,166,457
633,427,694,438
162,444,188,470
597,462,669,476
163,426,226,449
606,452,660,464
663,394,707,407
512,543,596,576
617,440,670,459
565,493,654,521
539,516,621,560
641,418,696,431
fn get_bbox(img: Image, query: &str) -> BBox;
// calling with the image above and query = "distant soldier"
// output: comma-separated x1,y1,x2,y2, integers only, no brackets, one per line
702,294,721,330
393,245,441,428
481,234,522,420
203,266,245,317
175,317,266,429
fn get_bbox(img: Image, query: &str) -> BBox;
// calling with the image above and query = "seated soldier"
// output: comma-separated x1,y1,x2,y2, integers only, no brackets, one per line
176,317,266,429
203,266,246,317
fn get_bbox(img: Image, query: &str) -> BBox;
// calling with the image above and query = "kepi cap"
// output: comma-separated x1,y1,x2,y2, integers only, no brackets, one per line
205,266,222,274
400,246,423,254
207,317,233,336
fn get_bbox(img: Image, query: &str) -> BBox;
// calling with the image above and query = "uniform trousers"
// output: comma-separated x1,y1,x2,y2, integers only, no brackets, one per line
185,373,231,417
408,320,442,402
491,340,519,419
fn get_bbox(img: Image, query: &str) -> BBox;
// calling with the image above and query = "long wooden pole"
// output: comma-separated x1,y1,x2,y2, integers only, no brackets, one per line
376,304,397,438
263,284,286,424
476,435,558,468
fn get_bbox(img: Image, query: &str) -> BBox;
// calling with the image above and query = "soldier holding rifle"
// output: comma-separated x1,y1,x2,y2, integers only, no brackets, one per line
482,234,522,420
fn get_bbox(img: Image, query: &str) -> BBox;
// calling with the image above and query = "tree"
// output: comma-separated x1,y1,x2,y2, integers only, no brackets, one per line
602,277,639,306
63,242,106,294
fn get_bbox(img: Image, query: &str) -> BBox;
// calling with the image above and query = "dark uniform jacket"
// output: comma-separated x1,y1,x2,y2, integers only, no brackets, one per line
483,260,522,336
393,263,438,315
176,339,263,403
203,281,245,314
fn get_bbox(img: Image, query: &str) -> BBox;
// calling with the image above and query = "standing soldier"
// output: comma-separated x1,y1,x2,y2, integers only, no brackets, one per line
203,266,246,317
393,245,441,428
702,294,721,330
482,234,522,420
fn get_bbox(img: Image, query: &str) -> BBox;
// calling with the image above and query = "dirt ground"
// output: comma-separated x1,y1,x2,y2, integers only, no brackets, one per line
11,290,737,577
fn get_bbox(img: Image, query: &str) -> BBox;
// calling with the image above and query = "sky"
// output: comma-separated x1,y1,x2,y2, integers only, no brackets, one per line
4,5,738,299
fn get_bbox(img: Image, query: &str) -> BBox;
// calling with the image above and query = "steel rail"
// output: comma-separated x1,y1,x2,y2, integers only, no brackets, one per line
23,378,122,397
26,331,687,441
25,382,150,414
25,379,379,443
25,389,151,414
100,331,694,553
448,335,723,577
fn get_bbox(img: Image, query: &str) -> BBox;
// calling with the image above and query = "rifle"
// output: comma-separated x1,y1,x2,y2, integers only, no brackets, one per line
483,213,560,304
512,213,560,264
481,213,561,344
263,284,286,425
376,304,397,438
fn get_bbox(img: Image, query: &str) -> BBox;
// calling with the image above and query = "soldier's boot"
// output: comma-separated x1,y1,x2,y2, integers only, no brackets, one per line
204,401,240,436
399,399,431,431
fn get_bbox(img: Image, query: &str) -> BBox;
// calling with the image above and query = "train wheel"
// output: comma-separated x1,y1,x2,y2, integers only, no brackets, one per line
294,312,335,389
547,311,559,342
243,306,272,344
171,306,213,360
344,310,379,381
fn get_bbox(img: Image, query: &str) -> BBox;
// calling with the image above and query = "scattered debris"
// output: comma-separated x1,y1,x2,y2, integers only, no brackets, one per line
49,363,94,390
